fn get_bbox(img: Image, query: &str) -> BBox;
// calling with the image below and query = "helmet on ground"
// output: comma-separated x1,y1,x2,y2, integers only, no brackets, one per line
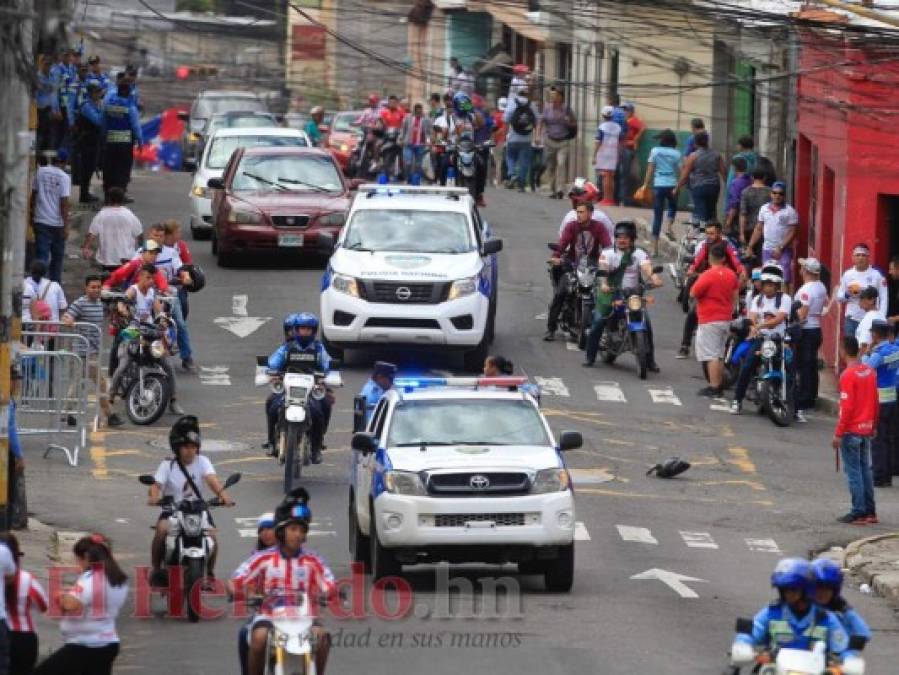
180,264,205,293
275,487,311,533
453,92,473,117
811,558,843,593
169,415,201,453
760,263,784,285
614,221,637,241
368,93,380,107
646,457,690,478
257,512,276,531
771,557,813,594
568,178,599,204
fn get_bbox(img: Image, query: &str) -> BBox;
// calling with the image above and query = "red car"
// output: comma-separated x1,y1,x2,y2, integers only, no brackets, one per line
326,110,363,171
208,146,352,266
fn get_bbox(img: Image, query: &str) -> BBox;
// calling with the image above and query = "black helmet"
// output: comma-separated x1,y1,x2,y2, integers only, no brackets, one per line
181,264,206,293
274,487,311,533
169,415,201,453
614,220,637,241
646,457,690,478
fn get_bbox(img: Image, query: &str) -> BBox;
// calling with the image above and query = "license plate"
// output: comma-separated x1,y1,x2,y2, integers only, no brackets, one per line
278,233,304,247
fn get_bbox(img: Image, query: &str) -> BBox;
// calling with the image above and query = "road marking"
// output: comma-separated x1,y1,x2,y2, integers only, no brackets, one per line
574,522,591,541
710,397,731,412
565,342,580,352
727,447,757,474
594,381,626,402
648,386,682,406
569,468,617,485
577,486,774,507
630,568,707,599
746,538,781,554
616,525,658,545
215,316,271,339
232,294,248,317
200,365,231,386
680,531,718,549
535,376,569,397
534,312,548,320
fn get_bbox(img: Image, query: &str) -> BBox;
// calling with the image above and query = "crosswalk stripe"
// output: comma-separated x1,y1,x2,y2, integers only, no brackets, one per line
565,342,581,352
200,365,231,386
745,538,781,554
574,522,591,541
648,386,682,406
710,397,731,412
616,525,658,545
679,531,718,549
594,381,626,402
535,376,570,397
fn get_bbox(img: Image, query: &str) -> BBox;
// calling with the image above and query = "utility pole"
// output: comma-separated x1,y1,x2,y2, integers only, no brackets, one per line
0,0,33,529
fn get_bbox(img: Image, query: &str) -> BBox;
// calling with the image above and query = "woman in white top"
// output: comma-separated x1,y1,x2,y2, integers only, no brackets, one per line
593,106,621,207
34,534,128,675
22,260,67,323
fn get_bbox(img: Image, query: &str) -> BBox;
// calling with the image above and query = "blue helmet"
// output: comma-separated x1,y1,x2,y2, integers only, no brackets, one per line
811,558,843,593
283,313,298,334
293,312,319,347
771,557,814,594
453,92,473,117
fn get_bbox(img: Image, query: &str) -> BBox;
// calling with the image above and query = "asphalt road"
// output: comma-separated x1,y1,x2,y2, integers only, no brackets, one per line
22,171,899,674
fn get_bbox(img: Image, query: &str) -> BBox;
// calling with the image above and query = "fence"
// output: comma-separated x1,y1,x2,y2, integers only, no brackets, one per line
16,321,105,467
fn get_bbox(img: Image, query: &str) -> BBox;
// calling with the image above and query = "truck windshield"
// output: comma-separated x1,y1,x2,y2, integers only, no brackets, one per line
388,399,550,446
343,210,473,254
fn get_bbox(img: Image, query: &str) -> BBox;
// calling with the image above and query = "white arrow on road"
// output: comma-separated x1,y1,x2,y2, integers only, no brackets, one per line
630,568,708,599
215,294,271,338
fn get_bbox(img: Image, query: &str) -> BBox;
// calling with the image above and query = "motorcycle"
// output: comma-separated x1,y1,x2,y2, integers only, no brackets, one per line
449,136,493,199
375,128,402,181
255,355,342,493
743,331,794,427
597,266,663,380
729,618,866,675
722,315,752,390
347,127,381,180
545,244,582,344
248,591,329,675
138,472,241,622
670,218,703,312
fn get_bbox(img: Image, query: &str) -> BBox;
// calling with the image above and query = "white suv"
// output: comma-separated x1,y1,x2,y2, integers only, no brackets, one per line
320,185,502,371
349,377,581,591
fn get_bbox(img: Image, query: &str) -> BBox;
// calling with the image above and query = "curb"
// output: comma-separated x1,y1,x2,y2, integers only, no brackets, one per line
816,392,839,417
843,532,899,602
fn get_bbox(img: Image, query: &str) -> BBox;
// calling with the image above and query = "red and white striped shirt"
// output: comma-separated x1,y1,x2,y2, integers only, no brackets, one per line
7,569,49,633
231,547,335,614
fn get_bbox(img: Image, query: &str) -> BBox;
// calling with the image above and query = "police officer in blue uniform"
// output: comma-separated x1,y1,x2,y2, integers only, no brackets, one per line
85,55,110,95
734,558,848,662
65,62,90,184
75,82,105,203
264,313,332,464
811,557,871,656
862,318,899,487
35,54,61,153
359,362,397,424
103,80,143,200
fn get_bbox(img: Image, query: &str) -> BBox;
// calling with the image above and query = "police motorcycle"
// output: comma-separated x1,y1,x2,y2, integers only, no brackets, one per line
102,290,177,425
448,135,494,199
137,471,241,622
596,265,664,380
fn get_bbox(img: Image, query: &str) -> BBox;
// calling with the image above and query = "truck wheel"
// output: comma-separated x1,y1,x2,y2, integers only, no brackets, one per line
544,543,574,592
322,335,344,361
369,505,401,580
463,336,490,373
348,493,371,572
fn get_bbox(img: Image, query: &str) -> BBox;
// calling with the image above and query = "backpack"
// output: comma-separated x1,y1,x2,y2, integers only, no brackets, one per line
510,102,536,135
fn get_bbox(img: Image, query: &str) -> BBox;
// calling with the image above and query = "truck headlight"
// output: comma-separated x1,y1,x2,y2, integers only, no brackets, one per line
319,212,345,226
332,273,360,297
150,340,165,359
191,184,207,198
384,470,426,496
448,275,478,301
531,468,571,494
227,209,262,224
760,339,777,359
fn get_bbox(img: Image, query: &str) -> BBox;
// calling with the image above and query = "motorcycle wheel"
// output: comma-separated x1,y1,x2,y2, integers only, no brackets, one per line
301,428,312,467
760,380,793,427
348,492,371,571
459,173,477,199
599,334,617,364
577,301,591,350
283,423,303,494
185,557,204,623
125,371,170,425
633,332,649,380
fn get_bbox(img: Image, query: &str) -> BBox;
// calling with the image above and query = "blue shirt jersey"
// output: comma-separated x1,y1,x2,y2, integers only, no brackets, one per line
648,146,682,188
862,340,899,403
8,401,22,460
267,340,331,374
104,94,143,145
78,99,105,131
35,71,60,113
736,602,849,659
359,378,390,422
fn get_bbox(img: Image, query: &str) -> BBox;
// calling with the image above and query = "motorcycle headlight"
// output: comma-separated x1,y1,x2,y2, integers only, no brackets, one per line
383,470,426,496
227,209,262,225
319,212,345,227
577,269,596,285
189,132,202,142
627,295,643,311
448,275,478,301
340,143,349,153
183,514,202,535
531,468,571,494
760,339,777,359
150,340,165,359
332,273,360,297
191,184,207,198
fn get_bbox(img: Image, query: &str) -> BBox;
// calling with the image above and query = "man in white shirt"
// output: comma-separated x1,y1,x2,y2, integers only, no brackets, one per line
794,258,829,421
854,286,883,355
81,186,143,271
747,181,798,292
22,259,67,322
30,151,71,282
836,243,888,340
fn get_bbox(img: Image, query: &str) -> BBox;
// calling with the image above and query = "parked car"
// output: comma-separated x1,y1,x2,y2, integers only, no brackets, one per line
327,110,363,171
179,90,269,171
208,146,353,266
187,127,310,240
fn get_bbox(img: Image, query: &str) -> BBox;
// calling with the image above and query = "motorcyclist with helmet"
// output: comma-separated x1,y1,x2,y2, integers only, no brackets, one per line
544,201,613,342
146,416,235,585
264,312,333,464
355,94,384,176
730,263,792,415
731,558,849,666
811,557,871,655
234,513,278,675
559,178,614,240
229,491,335,675
582,221,663,369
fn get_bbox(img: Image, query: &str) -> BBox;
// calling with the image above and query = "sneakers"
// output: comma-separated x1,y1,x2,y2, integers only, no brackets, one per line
648,362,660,374
729,400,742,415
676,346,690,359
836,513,868,524
581,360,594,368
310,449,323,465
864,514,880,524
697,386,722,398
794,410,808,423
543,330,555,342
182,358,198,373
106,413,124,428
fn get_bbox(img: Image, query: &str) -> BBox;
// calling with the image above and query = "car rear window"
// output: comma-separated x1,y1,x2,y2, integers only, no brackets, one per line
206,135,307,170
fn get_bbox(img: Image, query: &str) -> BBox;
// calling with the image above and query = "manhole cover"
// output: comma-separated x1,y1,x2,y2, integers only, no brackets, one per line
148,438,249,453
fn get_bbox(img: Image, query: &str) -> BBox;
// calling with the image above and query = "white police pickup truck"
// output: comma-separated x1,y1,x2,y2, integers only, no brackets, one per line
319,185,502,371
348,376,582,592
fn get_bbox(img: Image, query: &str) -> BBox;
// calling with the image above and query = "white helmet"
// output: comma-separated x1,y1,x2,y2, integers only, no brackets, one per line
497,97,508,110
759,263,784,284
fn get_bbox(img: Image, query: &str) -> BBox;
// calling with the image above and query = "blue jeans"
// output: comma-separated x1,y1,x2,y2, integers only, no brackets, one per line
171,295,192,361
506,142,532,189
844,317,860,340
34,222,66,282
841,434,876,517
652,187,677,237
178,287,190,320
403,145,427,183
690,183,720,223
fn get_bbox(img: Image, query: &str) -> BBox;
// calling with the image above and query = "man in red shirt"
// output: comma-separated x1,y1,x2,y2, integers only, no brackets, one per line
102,239,169,292
618,101,645,204
378,95,406,131
833,335,879,524
691,243,739,397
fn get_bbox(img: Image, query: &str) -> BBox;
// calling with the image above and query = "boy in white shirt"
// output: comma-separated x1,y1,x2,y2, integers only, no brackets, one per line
794,258,829,421
854,286,884,355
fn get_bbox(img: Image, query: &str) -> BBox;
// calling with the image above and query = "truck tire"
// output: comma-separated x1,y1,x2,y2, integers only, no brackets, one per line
544,543,574,592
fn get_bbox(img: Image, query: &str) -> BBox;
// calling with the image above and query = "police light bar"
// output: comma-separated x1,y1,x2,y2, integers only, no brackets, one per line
394,376,529,391
359,184,470,198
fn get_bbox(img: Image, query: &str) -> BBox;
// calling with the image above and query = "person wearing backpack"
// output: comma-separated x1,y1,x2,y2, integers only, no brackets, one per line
536,86,578,199
503,89,539,192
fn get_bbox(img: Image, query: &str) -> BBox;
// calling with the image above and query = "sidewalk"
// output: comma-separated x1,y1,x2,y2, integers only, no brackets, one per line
842,534,899,602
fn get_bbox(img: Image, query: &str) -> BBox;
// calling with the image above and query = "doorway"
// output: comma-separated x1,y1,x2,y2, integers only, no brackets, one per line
879,194,899,271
